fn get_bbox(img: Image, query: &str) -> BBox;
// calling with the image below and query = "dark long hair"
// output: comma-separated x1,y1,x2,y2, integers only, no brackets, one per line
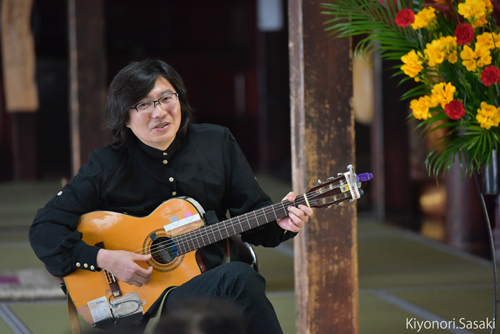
105,59,194,146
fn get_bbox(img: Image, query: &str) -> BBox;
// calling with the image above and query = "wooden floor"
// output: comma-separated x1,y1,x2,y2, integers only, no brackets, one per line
0,178,497,334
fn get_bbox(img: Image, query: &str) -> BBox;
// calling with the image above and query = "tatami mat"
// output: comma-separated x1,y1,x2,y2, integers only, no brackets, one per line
0,180,498,333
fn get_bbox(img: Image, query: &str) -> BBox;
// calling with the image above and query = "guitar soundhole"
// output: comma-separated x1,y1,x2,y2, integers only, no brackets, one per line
150,236,178,264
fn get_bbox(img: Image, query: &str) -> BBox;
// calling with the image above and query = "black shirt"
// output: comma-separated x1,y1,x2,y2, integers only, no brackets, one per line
29,124,294,277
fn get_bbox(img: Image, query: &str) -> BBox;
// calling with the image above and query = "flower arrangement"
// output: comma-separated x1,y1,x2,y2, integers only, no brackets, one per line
322,0,500,176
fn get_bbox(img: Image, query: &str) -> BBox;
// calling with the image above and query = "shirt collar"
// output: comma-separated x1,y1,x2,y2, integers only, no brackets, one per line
135,137,181,161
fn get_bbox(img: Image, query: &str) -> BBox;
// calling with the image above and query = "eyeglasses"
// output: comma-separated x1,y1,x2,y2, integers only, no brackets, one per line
130,93,179,113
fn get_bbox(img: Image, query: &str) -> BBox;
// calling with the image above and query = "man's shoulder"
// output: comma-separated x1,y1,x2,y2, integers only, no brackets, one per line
92,143,123,156
187,123,232,141
90,144,130,164
189,123,228,135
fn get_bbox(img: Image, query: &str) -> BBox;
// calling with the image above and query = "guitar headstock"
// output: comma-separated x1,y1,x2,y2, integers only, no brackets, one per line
305,165,373,209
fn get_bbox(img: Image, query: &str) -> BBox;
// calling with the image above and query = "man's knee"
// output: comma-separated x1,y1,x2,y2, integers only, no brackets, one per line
218,262,266,296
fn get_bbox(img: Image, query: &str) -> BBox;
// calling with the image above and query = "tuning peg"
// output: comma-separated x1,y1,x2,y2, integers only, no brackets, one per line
327,176,335,181
316,179,322,186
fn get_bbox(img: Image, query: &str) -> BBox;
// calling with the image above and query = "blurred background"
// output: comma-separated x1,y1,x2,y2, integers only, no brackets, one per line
0,1,498,333
1,0,494,260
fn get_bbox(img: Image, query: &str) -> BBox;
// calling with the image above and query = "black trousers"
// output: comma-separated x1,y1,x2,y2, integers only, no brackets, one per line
162,261,284,334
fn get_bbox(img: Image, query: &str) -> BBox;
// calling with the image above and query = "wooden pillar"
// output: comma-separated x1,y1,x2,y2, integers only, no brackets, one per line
68,0,108,176
1,0,39,180
288,1,358,333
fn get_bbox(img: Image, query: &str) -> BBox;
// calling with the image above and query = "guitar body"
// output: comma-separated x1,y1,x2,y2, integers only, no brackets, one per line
63,197,206,326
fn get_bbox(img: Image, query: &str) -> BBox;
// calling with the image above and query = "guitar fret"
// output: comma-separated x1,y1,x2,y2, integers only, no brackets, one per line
237,216,243,233
230,219,237,235
271,205,278,220
189,236,196,252
254,211,260,226
203,230,210,246
194,234,201,249
262,207,269,223
177,239,186,255
197,233,206,248
220,224,227,239
218,224,224,240
245,214,252,229
281,202,287,217
210,228,217,244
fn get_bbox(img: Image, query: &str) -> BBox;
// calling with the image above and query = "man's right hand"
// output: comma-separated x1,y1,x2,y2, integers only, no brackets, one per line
96,249,153,287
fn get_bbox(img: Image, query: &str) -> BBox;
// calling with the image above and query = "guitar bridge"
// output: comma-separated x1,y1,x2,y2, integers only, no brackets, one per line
96,241,122,298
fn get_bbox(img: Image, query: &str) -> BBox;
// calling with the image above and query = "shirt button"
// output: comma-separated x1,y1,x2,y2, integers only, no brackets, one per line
169,177,174,182
163,160,168,165
76,262,81,267
172,191,177,196
90,265,95,271
163,152,168,156
84,263,88,268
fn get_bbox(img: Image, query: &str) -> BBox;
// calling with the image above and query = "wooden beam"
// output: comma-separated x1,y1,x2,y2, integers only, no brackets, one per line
288,1,358,333
1,0,38,112
68,0,108,176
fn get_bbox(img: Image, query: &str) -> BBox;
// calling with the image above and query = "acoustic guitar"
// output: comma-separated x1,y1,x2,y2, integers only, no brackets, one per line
63,165,372,328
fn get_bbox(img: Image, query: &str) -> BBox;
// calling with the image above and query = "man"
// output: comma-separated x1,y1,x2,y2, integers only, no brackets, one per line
30,59,313,334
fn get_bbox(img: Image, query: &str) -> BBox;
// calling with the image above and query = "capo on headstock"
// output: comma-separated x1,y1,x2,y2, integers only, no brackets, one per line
308,165,373,209
343,164,373,201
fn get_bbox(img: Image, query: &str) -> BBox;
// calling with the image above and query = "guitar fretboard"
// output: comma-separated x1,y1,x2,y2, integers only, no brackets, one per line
172,197,307,256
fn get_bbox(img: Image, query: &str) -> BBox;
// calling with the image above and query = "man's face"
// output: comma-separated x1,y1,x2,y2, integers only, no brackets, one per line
126,76,182,151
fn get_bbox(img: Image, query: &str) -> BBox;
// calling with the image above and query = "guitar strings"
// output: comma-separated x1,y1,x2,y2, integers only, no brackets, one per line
134,181,348,258
144,192,315,256
143,185,349,258
159,179,349,254
142,198,302,257
136,183,348,258
132,195,307,257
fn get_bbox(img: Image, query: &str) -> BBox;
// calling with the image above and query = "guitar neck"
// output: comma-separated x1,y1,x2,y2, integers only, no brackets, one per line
173,196,307,255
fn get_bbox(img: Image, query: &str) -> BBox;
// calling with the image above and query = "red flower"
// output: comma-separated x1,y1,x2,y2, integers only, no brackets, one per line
444,100,465,120
481,66,500,86
454,23,475,45
395,9,415,27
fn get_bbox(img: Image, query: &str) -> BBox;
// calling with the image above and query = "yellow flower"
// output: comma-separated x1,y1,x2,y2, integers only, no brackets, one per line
447,53,458,64
475,45,492,67
431,82,456,109
425,40,445,66
411,7,437,30
476,32,494,49
401,50,423,78
458,0,493,28
424,36,458,67
460,45,477,71
410,96,436,120
477,102,500,129
492,33,500,48
481,0,494,10
441,36,458,64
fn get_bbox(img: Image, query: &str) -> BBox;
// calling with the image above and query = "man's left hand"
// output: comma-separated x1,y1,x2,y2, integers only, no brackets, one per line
276,192,313,233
